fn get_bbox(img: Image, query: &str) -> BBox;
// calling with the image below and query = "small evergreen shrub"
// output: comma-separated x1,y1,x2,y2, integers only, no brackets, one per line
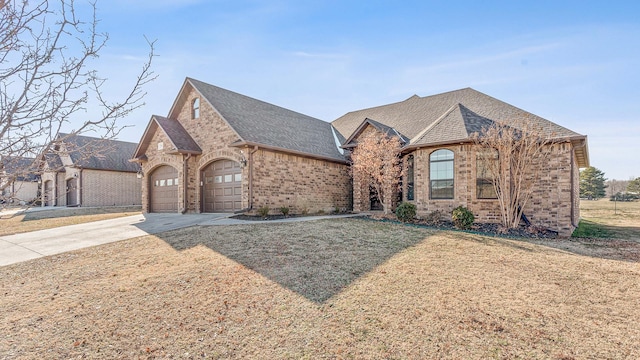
257,205,270,218
280,206,290,216
395,202,417,223
452,206,474,230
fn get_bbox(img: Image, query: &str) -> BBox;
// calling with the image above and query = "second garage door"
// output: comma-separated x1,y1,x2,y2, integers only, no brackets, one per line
150,165,179,213
202,160,242,212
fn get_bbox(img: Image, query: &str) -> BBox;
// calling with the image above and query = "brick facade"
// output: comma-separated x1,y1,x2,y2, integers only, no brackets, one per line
139,86,351,215
81,169,141,207
354,140,580,237
41,167,141,207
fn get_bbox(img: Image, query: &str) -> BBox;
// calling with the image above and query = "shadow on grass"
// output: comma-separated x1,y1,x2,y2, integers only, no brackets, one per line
154,218,434,304
572,219,640,240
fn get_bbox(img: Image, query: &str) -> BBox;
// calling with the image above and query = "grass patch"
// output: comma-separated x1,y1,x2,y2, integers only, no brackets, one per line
0,206,141,236
572,219,613,238
1,218,639,358
576,199,640,241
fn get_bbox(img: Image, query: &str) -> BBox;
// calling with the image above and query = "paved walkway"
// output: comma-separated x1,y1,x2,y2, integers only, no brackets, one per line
0,212,362,267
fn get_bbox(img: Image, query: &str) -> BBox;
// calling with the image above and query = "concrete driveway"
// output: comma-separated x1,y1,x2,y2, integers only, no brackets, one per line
0,212,363,267
0,213,231,267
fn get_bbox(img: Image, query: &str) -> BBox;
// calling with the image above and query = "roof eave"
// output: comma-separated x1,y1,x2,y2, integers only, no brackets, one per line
231,140,348,164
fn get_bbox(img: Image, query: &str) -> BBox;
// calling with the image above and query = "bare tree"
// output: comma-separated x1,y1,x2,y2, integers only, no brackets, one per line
350,131,403,214
472,117,556,229
0,0,155,203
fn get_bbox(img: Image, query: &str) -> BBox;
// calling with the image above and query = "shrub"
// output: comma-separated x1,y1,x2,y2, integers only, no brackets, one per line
280,206,290,216
423,210,445,226
452,206,474,230
257,205,270,218
395,202,417,222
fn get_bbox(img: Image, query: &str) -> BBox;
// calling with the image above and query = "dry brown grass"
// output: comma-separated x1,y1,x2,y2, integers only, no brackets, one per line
578,199,640,239
0,206,141,236
2,218,639,359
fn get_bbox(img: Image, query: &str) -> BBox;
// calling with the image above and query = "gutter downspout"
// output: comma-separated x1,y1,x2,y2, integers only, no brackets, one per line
181,153,191,214
78,168,83,207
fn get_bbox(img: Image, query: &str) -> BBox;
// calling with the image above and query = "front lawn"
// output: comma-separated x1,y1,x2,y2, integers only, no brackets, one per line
0,206,141,236
2,218,639,359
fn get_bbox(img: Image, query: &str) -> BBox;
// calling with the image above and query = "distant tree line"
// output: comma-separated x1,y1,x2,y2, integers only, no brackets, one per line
579,166,639,201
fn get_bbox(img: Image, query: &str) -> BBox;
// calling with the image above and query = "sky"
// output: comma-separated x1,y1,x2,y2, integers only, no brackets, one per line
70,0,639,180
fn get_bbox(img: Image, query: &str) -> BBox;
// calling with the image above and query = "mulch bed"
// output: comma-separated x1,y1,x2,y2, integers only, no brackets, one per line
232,212,559,239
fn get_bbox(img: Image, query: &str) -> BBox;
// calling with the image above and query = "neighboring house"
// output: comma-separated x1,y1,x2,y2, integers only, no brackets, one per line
0,156,39,205
41,133,142,207
133,78,589,236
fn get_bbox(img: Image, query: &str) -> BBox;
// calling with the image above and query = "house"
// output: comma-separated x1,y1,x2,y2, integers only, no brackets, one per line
334,88,589,236
41,133,142,207
133,78,588,236
132,78,350,214
0,156,39,205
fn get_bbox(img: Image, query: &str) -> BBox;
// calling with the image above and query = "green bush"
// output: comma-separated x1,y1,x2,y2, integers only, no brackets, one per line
452,206,474,230
395,202,417,222
257,205,270,218
280,206,290,216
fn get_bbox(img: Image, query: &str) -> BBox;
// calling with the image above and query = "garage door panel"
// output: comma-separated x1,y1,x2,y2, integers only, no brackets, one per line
150,165,178,213
203,160,242,213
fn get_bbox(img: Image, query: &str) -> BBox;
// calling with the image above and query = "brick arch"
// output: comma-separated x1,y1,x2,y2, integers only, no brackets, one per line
144,158,182,175
196,149,243,171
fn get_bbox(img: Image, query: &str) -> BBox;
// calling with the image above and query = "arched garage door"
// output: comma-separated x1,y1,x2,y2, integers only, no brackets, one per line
202,160,242,212
150,165,179,213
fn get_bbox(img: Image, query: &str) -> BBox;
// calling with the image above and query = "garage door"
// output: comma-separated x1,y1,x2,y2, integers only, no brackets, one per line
202,160,242,212
66,178,78,206
44,180,53,206
150,165,179,213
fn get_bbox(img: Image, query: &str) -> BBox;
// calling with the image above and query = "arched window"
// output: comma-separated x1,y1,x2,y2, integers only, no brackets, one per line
192,98,200,119
430,149,454,199
406,154,414,200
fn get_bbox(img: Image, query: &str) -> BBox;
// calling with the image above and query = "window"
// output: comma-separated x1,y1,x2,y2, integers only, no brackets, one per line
175,178,179,185
192,98,200,119
430,149,454,199
167,179,173,186
406,155,414,201
234,173,242,182
157,142,164,150
159,179,166,186
476,150,498,199
224,174,232,183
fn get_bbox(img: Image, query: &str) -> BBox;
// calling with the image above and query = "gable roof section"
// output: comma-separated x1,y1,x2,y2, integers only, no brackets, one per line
132,115,203,160
56,133,141,172
186,78,346,163
332,87,589,167
342,118,410,148
410,104,495,146
332,88,583,142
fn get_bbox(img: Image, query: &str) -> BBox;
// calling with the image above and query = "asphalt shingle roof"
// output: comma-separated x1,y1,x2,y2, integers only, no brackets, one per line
188,78,346,162
1,156,38,181
57,133,141,172
154,116,202,154
331,88,584,145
